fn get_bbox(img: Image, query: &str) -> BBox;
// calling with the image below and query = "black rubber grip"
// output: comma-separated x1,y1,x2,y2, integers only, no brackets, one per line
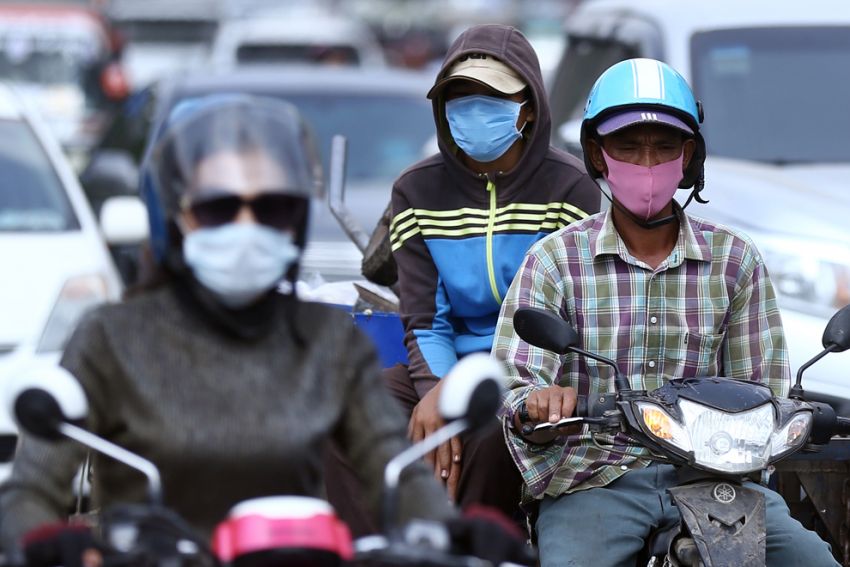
836,416,850,436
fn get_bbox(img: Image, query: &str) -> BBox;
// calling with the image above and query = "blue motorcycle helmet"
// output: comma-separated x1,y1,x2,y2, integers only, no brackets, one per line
579,58,706,192
139,94,324,277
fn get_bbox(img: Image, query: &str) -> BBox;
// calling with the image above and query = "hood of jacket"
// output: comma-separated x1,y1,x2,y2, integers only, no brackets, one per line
429,24,551,194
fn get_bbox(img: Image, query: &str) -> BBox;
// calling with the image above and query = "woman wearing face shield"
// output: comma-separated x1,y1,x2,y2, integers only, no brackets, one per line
0,96,465,563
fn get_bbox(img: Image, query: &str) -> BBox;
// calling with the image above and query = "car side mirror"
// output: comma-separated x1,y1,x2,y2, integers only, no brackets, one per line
80,149,139,216
100,196,149,246
822,304,850,352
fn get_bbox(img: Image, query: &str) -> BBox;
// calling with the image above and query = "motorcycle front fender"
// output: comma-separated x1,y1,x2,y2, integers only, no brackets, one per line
668,481,766,567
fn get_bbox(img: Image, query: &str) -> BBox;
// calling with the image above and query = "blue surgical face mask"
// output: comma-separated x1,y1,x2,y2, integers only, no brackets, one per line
183,223,300,308
445,94,527,163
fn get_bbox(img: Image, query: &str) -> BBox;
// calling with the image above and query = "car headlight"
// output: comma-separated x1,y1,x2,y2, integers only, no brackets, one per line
760,238,850,318
36,274,111,354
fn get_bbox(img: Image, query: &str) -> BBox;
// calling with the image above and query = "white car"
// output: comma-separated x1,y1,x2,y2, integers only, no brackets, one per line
550,0,850,413
0,82,125,476
208,8,386,69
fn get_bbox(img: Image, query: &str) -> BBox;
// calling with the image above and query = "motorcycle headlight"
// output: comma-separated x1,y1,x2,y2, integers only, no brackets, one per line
639,399,775,473
637,402,691,452
36,274,111,354
769,411,812,459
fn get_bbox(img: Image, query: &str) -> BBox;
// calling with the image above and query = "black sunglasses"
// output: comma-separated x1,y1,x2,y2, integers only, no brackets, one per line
183,191,308,230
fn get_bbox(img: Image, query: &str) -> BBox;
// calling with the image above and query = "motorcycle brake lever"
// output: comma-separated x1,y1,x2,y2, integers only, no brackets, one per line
529,416,585,432
522,415,618,436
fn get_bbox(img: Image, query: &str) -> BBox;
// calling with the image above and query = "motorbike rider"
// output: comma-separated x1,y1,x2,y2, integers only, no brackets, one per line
0,95,529,567
326,23,600,537
492,58,840,566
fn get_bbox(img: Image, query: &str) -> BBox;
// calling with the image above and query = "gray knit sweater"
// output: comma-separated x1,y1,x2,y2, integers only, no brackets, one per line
0,286,454,551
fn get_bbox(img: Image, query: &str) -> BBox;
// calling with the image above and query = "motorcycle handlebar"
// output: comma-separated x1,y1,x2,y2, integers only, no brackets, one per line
835,416,850,437
517,396,615,437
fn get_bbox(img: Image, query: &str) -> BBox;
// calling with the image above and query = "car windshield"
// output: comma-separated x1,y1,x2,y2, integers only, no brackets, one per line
114,18,218,45
691,27,850,163
236,44,360,66
0,30,102,86
0,119,78,231
268,92,434,183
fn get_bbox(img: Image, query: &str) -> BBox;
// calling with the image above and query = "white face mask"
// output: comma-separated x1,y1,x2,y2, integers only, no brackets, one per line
183,223,300,308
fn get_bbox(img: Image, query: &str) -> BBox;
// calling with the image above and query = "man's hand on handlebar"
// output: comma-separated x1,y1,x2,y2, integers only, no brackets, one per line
514,385,581,444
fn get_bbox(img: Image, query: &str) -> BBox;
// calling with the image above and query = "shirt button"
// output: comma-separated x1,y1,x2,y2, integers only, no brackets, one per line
620,465,628,471
650,316,658,324
648,360,656,368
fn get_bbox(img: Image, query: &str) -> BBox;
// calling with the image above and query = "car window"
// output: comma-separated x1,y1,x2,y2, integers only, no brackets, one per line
0,30,103,86
114,19,218,45
691,27,850,163
262,92,434,183
236,44,360,66
548,36,639,131
0,119,79,232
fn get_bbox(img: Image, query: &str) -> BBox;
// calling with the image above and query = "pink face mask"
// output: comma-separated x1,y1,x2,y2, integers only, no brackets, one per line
601,148,684,221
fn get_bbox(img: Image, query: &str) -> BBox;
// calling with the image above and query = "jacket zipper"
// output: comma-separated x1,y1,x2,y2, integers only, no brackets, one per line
485,179,501,304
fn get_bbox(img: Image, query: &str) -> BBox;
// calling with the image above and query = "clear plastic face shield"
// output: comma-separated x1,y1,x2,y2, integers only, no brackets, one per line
144,95,325,258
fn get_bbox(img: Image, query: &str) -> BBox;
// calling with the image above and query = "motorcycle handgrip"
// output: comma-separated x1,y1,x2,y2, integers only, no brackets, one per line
809,401,839,444
835,416,850,437
517,395,588,424
517,399,599,437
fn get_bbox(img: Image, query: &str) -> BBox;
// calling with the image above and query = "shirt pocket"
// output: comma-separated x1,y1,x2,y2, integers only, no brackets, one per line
663,329,725,378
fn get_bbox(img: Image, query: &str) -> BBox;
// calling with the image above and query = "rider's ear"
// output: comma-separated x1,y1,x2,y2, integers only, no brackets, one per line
587,139,606,176
682,138,696,170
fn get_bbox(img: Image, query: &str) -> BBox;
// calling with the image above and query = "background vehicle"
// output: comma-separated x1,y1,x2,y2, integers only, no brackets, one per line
208,8,386,69
82,65,436,283
0,3,128,169
0,81,124,480
106,0,221,90
548,0,850,417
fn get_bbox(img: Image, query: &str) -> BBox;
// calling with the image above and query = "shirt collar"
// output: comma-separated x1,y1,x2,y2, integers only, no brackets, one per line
592,202,712,267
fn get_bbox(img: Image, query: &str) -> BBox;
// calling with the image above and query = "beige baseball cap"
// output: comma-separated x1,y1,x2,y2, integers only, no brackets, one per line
427,54,526,99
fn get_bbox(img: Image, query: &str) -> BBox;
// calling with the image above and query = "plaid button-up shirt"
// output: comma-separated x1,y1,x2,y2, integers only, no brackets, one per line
494,206,790,501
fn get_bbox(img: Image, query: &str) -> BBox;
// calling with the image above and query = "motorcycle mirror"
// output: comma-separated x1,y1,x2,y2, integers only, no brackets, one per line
383,354,505,534
791,304,850,399
4,365,163,503
512,306,632,393
513,307,578,354
4,365,88,440
438,353,504,430
822,304,850,352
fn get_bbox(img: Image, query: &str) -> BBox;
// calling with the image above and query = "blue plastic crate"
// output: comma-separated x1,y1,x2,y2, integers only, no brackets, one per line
329,304,408,368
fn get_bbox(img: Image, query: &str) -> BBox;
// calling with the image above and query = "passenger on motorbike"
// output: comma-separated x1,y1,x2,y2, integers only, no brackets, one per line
492,58,840,566
327,23,601,538
0,96,525,566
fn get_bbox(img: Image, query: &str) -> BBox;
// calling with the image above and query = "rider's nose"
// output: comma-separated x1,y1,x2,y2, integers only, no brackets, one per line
638,146,664,168
233,203,258,224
